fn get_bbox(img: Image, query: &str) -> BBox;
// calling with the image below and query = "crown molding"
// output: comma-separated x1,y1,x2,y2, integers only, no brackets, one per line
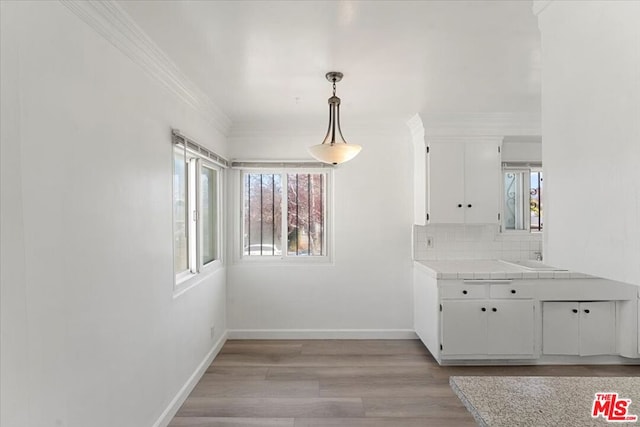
228,115,408,140
406,114,425,138
60,0,231,135
228,112,540,140
424,135,505,145
532,0,554,16
420,112,541,136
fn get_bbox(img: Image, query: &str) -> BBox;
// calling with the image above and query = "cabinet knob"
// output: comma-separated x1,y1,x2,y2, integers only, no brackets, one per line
457,204,462,208
492,307,497,312
462,290,468,295
481,307,486,312
584,309,590,314
572,309,578,313
467,204,472,208
510,289,516,294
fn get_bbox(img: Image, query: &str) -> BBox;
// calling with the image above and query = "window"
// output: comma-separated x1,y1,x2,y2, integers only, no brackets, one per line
173,144,222,283
502,168,543,232
201,164,218,264
174,147,189,274
242,171,329,259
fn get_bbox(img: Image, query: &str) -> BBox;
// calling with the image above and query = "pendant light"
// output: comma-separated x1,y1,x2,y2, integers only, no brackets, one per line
308,71,362,165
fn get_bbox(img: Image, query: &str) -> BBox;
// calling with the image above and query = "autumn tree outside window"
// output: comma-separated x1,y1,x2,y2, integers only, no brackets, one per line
242,170,330,259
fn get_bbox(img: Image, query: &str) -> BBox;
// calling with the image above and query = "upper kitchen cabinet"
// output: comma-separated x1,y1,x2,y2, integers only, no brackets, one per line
417,137,502,224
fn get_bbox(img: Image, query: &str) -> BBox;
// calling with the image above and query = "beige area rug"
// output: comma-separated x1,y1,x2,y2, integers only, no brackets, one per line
450,376,640,427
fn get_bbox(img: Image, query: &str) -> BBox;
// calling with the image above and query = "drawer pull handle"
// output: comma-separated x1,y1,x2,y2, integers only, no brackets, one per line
572,309,578,313
584,309,590,314
510,289,516,294
481,307,486,312
462,290,468,295
492,307,497,312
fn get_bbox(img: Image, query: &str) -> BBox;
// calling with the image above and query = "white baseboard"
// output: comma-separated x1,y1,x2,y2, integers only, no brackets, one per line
153,330,228,427
227,329,418,340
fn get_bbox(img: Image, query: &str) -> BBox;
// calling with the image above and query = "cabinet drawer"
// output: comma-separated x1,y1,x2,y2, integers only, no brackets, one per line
441,284,488,299
490,284,535,299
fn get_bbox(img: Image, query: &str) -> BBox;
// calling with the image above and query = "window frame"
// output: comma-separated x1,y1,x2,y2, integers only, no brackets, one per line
529,167,543,232
237,167,333,264
173,144,224,290
200,162,219,266
501,165,543,234
174,145,191,282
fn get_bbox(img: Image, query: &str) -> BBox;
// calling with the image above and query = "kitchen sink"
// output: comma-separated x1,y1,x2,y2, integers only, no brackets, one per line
499,259,568,271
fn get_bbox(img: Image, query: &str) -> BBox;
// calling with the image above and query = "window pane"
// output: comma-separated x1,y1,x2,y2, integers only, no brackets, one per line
530,171,543,231
243,173,282,256
173,147,188,273
201,166,217,264
504,171,525,230
287,173,324,256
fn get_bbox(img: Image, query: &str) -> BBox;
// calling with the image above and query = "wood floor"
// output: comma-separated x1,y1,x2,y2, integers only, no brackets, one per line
169,340,640,427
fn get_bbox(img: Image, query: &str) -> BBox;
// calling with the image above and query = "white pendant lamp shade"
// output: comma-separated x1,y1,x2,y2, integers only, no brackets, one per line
308,72,362,165
308,142,362,165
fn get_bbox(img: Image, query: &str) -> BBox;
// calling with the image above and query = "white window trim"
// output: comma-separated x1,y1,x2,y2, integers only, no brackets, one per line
172,143,225,296
233,167,334,265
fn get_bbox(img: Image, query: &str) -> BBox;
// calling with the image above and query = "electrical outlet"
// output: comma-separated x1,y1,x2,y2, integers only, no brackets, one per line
210,326,215,339
426,236,434,249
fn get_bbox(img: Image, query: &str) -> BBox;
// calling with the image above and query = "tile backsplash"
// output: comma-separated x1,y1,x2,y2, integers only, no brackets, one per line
413,224,542,261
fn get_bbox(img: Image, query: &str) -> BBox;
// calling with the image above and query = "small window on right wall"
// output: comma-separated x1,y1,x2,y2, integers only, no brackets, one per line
503,168,543,232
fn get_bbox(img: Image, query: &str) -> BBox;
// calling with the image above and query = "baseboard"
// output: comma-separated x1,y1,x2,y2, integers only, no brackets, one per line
227,329,418,340
152,330,228,427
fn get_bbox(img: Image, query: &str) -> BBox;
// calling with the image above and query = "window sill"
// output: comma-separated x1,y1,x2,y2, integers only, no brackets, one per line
173,259,223,299
500,230,543,235
235,255,334,266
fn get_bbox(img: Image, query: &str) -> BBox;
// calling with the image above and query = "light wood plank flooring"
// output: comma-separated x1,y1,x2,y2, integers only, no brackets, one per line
170,340,640,427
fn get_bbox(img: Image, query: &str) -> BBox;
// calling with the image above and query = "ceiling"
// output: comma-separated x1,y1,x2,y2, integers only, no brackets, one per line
119,0,541,127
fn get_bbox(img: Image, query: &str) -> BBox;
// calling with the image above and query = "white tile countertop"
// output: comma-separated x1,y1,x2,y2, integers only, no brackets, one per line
414,259,595,280
450,376,640,427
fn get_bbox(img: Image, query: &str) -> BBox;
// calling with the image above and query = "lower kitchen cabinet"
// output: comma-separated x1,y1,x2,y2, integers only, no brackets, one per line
542,301,616,356
441,299,535,357
413,261,640,364
441,300,486,355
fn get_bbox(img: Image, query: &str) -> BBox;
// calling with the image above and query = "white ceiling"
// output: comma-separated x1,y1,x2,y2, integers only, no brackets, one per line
119,0,541,126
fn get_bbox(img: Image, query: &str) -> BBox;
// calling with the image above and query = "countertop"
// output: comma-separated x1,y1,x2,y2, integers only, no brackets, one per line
450,375,640,427
414,259,594,280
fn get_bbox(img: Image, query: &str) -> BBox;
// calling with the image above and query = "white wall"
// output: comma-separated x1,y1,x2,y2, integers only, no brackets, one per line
1,3,29,424
502,138,542,163
226,123,415,337
537,1,640,285
0,2,227,427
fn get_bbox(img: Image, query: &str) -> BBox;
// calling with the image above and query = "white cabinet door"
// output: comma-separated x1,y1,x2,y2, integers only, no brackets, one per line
488,300,535,355
464,141,501,224
580,301,616,356
543,302,581,355
442,299,535,357
543,301,616,356
428,142,465,223
427,139,501,224
441,300,487,355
